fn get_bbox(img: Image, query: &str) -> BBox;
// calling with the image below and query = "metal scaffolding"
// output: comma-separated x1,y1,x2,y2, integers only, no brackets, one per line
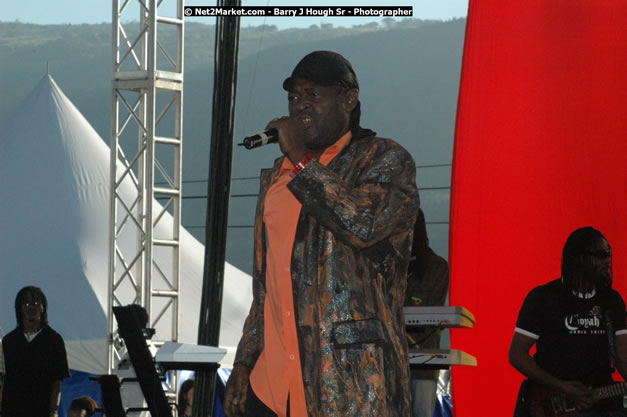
108,0,184,377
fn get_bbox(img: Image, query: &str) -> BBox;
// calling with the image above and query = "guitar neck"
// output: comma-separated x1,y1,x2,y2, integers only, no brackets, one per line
594,382,627,401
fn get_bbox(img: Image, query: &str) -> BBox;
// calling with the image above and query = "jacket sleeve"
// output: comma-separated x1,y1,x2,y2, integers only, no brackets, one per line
233,168,274,368
233,272,265,367
287,139,419,249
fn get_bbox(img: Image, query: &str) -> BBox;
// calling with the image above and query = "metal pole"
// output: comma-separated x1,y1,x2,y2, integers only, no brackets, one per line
193,0,240,415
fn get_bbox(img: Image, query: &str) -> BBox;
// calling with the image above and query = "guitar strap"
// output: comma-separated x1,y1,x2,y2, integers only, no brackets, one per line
598,312,624,412
603,308,617,368
513,379,530,417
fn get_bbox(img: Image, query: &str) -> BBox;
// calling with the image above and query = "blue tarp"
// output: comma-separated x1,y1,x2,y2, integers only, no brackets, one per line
59,368,449,417
59,370,103,417
434,394,453,417
58,369,228,417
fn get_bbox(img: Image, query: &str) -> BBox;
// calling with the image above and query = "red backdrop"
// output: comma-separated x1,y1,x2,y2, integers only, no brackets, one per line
449,1,627,416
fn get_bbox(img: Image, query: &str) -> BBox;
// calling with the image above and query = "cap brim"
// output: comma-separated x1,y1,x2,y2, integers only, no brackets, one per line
282,76,296,91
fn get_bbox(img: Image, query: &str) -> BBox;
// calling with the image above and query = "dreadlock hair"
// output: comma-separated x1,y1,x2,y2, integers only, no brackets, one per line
408,209,431,280
128,304,149,328
69,396,98,417
177,378,195,415
349,99,361,133
561,226,609,290
15,286,48,329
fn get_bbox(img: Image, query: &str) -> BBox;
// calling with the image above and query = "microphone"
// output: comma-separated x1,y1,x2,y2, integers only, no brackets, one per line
238,128,278,150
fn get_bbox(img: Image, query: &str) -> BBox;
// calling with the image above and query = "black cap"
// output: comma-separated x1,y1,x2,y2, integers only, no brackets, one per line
283,50,359,91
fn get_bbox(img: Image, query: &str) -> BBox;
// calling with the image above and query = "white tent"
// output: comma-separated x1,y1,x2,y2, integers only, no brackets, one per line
0,74,252,374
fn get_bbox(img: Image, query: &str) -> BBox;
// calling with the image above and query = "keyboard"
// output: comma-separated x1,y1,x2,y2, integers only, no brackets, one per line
403,306,476,328
155,342,226,370
408,348,477,368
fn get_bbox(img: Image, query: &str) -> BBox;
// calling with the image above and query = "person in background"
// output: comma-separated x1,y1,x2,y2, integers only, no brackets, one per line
1,286,70,417
509,226,627,416
178,378,194,417
405,209,450,417
67,396,97,417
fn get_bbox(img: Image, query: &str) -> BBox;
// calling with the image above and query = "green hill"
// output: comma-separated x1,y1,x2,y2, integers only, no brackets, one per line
0,19,466,273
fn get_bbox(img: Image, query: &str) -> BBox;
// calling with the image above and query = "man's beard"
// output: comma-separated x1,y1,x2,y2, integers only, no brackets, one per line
583,267,612,289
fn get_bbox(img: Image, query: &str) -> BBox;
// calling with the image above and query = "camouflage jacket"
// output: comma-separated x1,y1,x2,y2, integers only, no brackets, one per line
234,128,420,417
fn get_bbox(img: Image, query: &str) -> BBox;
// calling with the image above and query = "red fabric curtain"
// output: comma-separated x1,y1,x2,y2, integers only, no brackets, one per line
449,1,627,415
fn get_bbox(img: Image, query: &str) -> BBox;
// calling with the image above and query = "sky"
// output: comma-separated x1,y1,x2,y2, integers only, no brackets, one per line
0,0,469,29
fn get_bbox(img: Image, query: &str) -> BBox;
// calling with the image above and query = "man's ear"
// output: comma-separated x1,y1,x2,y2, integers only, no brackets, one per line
344,88,359,112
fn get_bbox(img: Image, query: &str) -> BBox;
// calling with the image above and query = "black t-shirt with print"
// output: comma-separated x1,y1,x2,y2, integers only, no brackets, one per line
1,325,70,417
516,278,626,384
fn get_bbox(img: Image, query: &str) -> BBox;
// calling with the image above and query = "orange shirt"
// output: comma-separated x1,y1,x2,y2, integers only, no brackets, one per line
249,131,352,417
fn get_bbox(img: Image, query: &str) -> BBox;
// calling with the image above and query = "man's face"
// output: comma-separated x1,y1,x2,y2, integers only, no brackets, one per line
582,237,613,287
186,387,194,405
21,292,44,324
287,78,355,151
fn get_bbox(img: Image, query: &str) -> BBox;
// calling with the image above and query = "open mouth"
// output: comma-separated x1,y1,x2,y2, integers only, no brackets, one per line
299,115,312,129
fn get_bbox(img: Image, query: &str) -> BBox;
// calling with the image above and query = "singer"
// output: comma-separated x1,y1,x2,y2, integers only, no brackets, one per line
224,50,419,417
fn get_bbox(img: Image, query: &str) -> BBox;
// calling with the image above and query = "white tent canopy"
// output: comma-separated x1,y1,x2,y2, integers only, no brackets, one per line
0,75,252,374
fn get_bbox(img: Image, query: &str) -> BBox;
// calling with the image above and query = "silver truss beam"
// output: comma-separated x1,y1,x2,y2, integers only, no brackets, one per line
108,0,184,378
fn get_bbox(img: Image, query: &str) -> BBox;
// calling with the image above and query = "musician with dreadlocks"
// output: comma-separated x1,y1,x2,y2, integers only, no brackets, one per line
224,50,419,417
509,227,627,416
1,286,70,417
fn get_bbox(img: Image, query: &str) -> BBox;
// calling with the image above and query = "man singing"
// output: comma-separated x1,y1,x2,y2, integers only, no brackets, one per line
224,50,420,417
509,226,627,416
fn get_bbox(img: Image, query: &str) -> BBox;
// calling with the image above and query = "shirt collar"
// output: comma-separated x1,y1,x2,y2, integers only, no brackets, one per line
561,276,596,299
280,130,353,173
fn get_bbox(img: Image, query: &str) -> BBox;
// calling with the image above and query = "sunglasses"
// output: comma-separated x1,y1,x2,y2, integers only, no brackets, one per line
23,301,42,307
584,249,612,259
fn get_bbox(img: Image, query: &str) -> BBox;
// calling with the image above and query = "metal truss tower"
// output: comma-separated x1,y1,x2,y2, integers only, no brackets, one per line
108,0,184,375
